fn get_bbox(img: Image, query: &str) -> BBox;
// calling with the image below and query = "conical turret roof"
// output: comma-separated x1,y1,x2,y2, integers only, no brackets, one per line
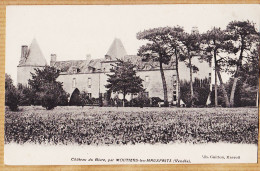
22,38,47,66
105,38,127,60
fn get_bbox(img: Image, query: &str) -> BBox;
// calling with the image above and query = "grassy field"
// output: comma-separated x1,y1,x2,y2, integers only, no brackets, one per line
4,106,259,145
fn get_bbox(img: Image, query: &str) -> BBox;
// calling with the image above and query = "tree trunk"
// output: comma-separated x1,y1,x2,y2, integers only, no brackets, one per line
214,52,218,107
123,93,126,107
215,69,218,106
175,50,181,107
216,69,230,107
159,61,168,106
189,55,194,106
230,39,244,107
230,77,238,107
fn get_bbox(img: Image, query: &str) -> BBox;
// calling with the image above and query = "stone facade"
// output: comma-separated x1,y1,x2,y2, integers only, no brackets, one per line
17,38,212,105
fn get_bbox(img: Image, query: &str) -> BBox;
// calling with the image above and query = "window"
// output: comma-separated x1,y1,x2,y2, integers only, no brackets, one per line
77,68,80,73
88,78,92,88
173,90,177,101
145,76,149,83
72,78,76,88
173,75,177,85
87,93,92,98
209,73,211,80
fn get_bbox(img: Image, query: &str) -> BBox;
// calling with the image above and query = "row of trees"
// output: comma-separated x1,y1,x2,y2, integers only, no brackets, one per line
137,20,259,107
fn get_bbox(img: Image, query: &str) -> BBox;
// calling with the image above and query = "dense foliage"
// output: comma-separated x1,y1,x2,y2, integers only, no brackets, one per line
28,66,69,109
17,84,34,106
5,106,258,145
5,74,19,111
106,60,144,107
180,78,211,107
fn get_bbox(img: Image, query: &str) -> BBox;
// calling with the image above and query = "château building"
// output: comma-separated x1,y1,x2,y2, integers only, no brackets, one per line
17,35,212,105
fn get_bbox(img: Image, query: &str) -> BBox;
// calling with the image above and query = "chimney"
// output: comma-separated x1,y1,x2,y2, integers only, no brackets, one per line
191,26,199,34
86,54,91,60
50,54,57,66
21,45,28,59
18,45,28,65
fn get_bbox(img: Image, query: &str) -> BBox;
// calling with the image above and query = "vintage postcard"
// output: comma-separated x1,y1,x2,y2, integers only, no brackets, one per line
4,4,259,165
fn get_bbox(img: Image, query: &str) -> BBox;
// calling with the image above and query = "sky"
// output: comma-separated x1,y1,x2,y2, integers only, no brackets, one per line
6,4,260,84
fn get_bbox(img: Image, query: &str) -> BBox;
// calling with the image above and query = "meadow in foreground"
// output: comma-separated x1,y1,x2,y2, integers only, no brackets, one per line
4,106,258,145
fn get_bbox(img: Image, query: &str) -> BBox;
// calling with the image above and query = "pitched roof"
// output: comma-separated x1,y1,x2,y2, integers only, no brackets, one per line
105,38,127,60
123,55,175,70
19,38,47,66
52,59,102,74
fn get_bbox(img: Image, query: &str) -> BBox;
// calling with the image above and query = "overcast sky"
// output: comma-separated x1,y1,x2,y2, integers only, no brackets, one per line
6,4,260,84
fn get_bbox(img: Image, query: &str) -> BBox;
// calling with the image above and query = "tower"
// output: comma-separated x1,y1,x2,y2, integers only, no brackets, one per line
105,38,127,61
17,38,47,85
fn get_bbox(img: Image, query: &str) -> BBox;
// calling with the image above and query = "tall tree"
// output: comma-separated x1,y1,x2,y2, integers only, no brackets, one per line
239,48,259,106
179,32,200,106
29,66,68,109
105,60,144,107
225,20,259,107
201,27,230,107
167,26,185,107
137,27,175,106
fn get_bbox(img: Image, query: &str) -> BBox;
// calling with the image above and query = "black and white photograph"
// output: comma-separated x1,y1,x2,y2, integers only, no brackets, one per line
4,4,259,165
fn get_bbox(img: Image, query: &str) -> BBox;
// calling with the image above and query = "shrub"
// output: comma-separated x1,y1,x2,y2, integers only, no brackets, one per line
180,78,210,107
39,83,64,110
130,93,151,107
17,84,33,106
5,74,20,111
41,92,57,110
6,87,20,111
57,91,69,106
69,88,81,106
151,97,163,107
